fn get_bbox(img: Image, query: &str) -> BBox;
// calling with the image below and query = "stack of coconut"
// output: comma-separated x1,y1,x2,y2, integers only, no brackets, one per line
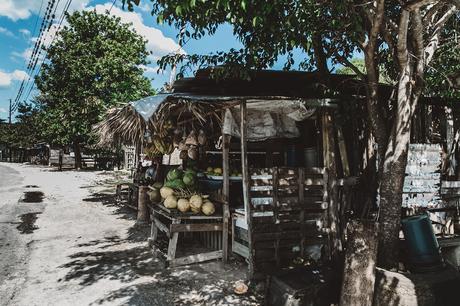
148,167,216,216
159,187,215,216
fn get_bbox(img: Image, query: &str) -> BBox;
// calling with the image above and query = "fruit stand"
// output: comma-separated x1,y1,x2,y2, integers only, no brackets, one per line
97,70,369,277
131,94,346,277
149,202,227,267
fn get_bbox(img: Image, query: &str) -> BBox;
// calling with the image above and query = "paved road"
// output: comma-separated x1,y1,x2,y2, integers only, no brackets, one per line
0,163,45,304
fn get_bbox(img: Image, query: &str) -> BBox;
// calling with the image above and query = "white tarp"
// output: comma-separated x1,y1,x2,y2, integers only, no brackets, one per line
223,99,316,141
130,94,170,121
130,95,318,141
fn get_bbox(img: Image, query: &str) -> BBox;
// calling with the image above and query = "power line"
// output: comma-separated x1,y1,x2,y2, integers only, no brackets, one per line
14,0,67,109
12,0,57,109
21,0,73,105
27,0,59,71
10,0,47,112
109,0,117,13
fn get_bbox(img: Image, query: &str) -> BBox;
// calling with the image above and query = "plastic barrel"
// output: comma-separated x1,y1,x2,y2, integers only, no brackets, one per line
401,214,442,269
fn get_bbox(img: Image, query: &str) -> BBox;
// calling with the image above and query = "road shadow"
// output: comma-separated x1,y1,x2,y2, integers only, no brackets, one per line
85,258,261,306
82,192,137,221
61,230,261,305
90,272,262,306
59,241,157,286
69,186,262,305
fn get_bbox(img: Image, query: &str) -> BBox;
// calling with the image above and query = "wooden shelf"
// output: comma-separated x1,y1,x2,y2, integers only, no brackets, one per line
206,151,281,155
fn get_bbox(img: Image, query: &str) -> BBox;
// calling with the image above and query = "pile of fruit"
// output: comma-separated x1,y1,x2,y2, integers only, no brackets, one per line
205,167,242,177
163,167,197,190
148,167,216,216
205,167,223,176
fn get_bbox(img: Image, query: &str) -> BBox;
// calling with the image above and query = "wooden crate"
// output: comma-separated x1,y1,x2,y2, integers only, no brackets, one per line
245,167,329,275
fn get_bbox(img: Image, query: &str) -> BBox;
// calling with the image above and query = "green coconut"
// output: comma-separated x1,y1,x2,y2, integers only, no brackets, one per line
148,189,161,202
183,172,196,186
164,178,186,189
166,168,183,181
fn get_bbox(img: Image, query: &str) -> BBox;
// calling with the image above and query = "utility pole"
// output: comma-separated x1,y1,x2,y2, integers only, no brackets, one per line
8,99,12,124
8,99,12,162
168,26,186,90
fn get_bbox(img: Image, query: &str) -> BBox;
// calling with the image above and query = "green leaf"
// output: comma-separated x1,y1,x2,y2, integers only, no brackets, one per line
157,13,164,24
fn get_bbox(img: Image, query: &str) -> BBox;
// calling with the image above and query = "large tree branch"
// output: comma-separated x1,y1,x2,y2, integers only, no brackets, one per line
425,5,457,63
411,9,426,113
423,1,446,26
360,0,390,158
335,53,366,80
312,33,329,76
397,10,411,69
406,0,439,11
406,0,460,11
365,0,386,51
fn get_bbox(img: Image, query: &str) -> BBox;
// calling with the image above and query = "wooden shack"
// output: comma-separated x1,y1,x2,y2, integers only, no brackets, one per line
98,68,460,277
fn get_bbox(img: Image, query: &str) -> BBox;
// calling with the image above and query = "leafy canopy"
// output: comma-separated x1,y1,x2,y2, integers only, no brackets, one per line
35,9,154,146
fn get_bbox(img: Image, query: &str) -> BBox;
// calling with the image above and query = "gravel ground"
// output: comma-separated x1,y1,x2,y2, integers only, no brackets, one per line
0,163,262,306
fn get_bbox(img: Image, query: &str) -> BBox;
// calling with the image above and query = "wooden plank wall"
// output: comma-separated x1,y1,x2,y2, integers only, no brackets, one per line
403,144,442,208
248,167,329,274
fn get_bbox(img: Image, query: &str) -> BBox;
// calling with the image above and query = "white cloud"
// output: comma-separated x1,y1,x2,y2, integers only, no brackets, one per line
67,0,92,14
90,3,183,60
0,108,7,113
0,0,90,21
19,29,31,36
0,70,28,89
0,0,41,21
0,26,14,37
11,0,181,82
139,65,164,74
138,3,152,13
11,47,33,61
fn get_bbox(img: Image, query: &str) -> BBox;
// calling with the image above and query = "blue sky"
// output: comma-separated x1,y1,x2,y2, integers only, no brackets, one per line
0,0,310,121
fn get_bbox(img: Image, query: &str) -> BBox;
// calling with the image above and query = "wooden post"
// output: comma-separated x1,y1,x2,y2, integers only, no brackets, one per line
240,100,250,223
340,221,378,306
240,100,254,276
137,186,150,223
446,106,454,177
298,167,305,257
222,130,231,263
167,219,181,263
272,167,279,223
337,125,350,177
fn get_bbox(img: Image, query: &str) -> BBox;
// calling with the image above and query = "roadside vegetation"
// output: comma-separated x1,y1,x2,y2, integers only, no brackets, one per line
1,9,154,168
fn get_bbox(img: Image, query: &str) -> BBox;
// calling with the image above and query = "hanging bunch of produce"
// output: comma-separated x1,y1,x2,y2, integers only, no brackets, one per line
143,100,225,216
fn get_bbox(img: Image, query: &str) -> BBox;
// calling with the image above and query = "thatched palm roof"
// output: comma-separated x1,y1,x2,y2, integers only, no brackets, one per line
95,69,384,147
95,103,150,147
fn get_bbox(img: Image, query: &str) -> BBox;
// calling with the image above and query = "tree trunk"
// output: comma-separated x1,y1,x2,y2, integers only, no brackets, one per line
73,140,82,170
137,186,150,224
378,60,414,269
340,221,378,306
